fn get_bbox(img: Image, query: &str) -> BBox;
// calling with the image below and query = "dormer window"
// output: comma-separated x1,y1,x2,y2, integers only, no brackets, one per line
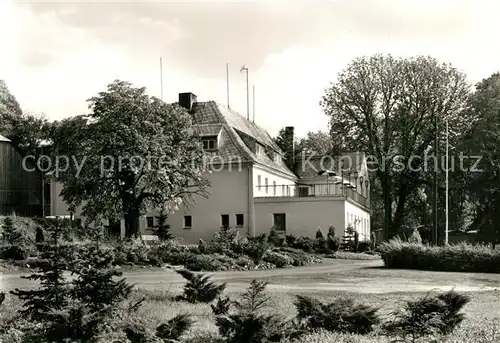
274,154,282,163
201,136,217,151
256,144,265,156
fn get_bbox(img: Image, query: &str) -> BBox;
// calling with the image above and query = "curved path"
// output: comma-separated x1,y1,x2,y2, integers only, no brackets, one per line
1,259,498,294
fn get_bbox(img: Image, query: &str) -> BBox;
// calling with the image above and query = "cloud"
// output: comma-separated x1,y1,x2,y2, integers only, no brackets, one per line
3,0,500,141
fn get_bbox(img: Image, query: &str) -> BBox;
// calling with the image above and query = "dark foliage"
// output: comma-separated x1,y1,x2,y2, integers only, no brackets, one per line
35,227,45,243
285,234,297,246
10,220,69,322
383,290,471,342
177,269,226,303
0,292,4,307
155,212,173,241
267,227,284,247
214,280,303,343
71,244,133,313
0,245,28,260
295,295,380,335
156,313,194,342
2,217,22,245
211,297,232,315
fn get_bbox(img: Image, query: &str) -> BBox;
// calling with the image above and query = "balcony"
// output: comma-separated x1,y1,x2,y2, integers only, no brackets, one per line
254,183,369,208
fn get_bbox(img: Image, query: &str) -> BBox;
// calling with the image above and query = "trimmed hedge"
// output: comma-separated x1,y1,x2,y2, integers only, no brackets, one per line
378,237,500,273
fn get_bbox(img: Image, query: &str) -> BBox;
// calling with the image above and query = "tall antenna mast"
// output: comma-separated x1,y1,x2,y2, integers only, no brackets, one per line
445,119,449,245
226,63,230,109
240,64,249,120
252,85,255,123
160,57,164,100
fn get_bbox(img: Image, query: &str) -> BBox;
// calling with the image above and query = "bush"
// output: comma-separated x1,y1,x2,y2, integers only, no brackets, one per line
177,269,227,303
214,280,302,343
211,297,232,315
291,236,314,253
156,313,194,341
285,234,297,246
295,295,380,335
243,240,269,264
378,237,500,273
0,245,28,260
383,290,470,342
268,227,284,247
263,251,293,268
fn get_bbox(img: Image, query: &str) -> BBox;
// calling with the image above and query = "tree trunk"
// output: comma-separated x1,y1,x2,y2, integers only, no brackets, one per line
392,189,410,237
382,171,394,241
124,207,140,238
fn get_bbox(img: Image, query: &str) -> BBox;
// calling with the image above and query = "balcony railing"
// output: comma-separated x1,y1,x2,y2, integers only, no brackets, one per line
254,183,369,207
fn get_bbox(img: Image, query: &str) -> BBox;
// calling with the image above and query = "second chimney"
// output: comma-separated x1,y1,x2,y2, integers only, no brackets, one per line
179,92,197,112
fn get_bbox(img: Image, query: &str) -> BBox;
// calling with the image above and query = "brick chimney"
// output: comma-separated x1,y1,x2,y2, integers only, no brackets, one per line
178,92,197,112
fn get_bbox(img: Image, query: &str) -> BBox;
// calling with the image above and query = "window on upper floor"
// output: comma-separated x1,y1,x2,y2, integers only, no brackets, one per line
265,178,268,193
275,154,282,163
273,181,276,195
281,185,285,196
257,175,262,189
201,136,218,151
256,144,265,156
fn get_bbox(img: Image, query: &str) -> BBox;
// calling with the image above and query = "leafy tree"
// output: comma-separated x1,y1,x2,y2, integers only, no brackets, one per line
321,55,469,239
0,80,23,138
51,80,209,237
297,130,335,156
462,73,500,247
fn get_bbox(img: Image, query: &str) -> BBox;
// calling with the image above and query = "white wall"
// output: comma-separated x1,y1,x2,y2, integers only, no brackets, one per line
49,165,251,244
254,196,345,238
344,199,371,242
253,165,296,197
159,164,251,243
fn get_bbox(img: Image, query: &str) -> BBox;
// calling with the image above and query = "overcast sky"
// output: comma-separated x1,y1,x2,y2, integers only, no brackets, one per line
1,0,499,137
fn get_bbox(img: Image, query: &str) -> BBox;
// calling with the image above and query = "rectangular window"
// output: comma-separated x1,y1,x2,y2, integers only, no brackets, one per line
273,213,286,232
257,175,261,189
281,185,285,196
273,181,276,195
286,186,290,196
265,178,268,193
184,215,192,229
201,137,217,150
146,216,154,228
221,214,230,228
236,214,244,227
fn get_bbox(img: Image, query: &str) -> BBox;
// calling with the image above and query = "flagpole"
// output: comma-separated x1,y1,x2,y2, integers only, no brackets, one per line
445,119,449,245
226,63,230,109
252,85,255,123
160,57,163,101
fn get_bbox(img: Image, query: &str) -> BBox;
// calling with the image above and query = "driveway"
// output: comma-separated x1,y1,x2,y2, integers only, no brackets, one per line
1,259,498,294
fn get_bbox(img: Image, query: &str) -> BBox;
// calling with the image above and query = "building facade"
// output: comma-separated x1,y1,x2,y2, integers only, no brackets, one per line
48,93,371,243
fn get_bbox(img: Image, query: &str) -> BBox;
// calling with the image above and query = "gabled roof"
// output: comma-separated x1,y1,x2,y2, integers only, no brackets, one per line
0,134,11,143
189,101,296,179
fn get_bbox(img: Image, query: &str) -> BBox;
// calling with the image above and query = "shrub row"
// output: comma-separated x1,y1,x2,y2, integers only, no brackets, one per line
378,237,500,273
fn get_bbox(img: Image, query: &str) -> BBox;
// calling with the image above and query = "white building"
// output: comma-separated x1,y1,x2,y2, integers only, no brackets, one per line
48,92,371,243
